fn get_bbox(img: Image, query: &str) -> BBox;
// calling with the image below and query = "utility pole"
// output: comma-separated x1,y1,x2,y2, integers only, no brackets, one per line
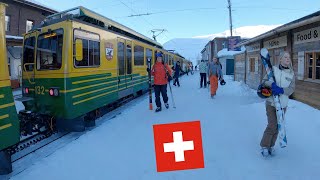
227,0,233,37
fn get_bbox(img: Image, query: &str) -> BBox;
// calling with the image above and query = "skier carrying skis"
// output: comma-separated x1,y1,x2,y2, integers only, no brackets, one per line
208,57,223,98
259,51,295,156
172,61,182,87
199,60,208,88
150,52,172,112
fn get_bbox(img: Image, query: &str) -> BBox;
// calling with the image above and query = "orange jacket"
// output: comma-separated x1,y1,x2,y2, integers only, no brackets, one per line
151,62,172,85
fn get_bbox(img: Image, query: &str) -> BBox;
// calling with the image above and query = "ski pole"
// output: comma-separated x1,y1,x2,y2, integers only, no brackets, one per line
168,81,176,108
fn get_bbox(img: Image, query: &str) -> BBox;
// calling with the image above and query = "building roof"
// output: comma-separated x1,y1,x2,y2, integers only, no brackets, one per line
6,35,23,40
13,0,58,13
237,10,320,46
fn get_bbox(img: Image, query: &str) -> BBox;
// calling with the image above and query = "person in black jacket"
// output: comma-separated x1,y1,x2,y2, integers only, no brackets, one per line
172,61,182,87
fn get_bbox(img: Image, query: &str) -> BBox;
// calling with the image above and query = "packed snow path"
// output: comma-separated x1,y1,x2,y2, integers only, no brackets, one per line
8,72,320,180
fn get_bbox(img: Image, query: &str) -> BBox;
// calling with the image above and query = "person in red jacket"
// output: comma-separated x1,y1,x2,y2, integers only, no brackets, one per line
150,52,172,112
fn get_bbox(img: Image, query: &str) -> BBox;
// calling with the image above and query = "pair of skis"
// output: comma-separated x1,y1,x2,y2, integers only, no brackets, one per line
147,58,153,110
260,48,287,148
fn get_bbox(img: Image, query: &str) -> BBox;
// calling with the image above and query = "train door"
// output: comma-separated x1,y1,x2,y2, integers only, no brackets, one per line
21,33,37,103
126,40,133,89
117,38,133,98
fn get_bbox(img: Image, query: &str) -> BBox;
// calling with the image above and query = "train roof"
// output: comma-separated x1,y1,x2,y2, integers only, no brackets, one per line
35,6,163,48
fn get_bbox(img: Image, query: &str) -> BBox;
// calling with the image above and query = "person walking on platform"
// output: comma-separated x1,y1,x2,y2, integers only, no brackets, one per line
199,60,208,88
185,63,189,75
259,51,295,157
191,63,194,75
149,52,172,112
172,61,182,87
208,57,223,98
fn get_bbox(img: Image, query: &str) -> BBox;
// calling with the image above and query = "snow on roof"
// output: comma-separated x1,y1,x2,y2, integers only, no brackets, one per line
6,35,24,40
217,46,246,58
25,0,59,12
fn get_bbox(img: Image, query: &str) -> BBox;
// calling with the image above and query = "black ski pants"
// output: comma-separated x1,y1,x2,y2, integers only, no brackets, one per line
200,73,207,88
154,84,168,108
173,75,180,86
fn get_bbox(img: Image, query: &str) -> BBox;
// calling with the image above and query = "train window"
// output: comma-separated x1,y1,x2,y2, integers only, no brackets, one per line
127,44,132,74
118,42,125,75
146,48,152,66
134,45,144,66
37,29,63,70
74,29,100,68
23,36,35,71
165,54,169,64
74,39,100,67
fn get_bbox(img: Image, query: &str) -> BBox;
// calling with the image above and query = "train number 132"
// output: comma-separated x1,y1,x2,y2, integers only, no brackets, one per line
35,86,45,95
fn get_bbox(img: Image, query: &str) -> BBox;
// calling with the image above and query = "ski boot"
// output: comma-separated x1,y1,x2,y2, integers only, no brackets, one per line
165,103,169,109
155,107,161,112
261,147,269,157
268,147,275,156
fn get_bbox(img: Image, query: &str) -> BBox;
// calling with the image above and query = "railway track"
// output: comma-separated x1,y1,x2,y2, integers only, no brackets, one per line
0,92,147,179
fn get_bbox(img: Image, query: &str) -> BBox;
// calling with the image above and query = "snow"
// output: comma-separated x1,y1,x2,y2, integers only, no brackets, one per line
163,25,282,64
8,73,320,180
164,38,209,65
192,25,282,39
13,88,25,113
5,35,23,40
217,47,246,58
25,0,58,12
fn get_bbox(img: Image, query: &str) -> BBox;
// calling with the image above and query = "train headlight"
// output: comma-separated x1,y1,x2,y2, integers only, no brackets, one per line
24,87,29,94
49,88,59,97
54,89,59,96
49,89,54,96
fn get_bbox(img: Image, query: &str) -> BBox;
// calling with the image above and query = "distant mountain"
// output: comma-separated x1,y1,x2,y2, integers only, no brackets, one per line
163,24,281,65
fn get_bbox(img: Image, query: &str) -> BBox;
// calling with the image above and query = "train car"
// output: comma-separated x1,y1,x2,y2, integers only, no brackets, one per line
0,3,20,175
0,6,188,174
18,6,167,133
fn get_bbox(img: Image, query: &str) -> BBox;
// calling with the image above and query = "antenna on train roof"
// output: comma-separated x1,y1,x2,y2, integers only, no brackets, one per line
150,29,166,41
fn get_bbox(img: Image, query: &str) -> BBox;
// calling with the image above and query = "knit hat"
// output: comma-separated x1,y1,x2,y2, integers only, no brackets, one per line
156,52,163,58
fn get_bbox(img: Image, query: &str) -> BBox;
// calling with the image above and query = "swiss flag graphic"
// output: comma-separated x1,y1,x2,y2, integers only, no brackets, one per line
153,120,205,172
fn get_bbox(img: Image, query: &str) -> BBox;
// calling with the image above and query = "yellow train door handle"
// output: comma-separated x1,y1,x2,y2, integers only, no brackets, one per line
23,63,35,85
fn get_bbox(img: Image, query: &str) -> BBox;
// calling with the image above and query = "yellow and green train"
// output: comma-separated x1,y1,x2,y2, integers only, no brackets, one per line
0,3,19,175
1,6,190,174
20,6,189,131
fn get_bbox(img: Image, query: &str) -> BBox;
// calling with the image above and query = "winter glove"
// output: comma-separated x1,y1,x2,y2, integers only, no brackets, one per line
146,68,150,72
271,82,284,95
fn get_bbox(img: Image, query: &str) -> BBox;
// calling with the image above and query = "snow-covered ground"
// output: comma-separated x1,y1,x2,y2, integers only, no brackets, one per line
8,72,320,180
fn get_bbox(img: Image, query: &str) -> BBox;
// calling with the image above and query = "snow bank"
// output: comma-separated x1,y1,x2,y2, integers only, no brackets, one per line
217,47,246,58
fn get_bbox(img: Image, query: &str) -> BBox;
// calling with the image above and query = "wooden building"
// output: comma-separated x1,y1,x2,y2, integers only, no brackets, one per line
201,37,228,61
235,10,320,109
1,0,57,88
